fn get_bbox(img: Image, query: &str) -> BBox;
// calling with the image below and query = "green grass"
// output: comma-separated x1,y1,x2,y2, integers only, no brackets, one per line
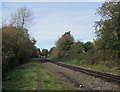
3,62,38,90
3,58,69,90
50,58,118,74
36,63,69,90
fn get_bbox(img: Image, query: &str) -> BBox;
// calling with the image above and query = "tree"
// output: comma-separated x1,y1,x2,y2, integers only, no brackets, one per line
94,1,120,64
37,48,41,57
55,31,74,58
49,47,55,56
71,41,84,54
32,47,41,58
38,48,41,53
68,41,84,59
2,7,37,73
41,49,49,57
2,25,37,73
10,7,33,28
83,42,94,52
31,37,37,45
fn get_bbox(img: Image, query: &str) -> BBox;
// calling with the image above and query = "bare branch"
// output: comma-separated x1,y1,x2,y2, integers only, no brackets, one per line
11,7,33,28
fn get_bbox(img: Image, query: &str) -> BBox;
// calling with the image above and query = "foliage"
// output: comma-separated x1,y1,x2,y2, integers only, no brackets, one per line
53,32,74,58
2,26,37,73
41,49,49,57
83,42,94,52
68,41,84,60
50,1,119,68
2,7,37,73
94,2,120,64
49,47,55,56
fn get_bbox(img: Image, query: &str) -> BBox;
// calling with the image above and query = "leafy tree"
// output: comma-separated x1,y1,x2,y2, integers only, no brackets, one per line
49,47,59,58
94,1,120,64
31,37,37,45
55,31,74,58
41,49,49,57
71,41,84,54
49,47,55,56
84,42,94,52
38,48,40,53
31,47,41,58
2,7,36,73
68,41,84,59
2,26,36,67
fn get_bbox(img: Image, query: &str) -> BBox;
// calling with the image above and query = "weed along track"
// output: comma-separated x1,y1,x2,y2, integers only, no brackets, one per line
42,58,119,90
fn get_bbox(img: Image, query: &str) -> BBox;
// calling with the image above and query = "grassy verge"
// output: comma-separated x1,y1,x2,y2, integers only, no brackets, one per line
37,63,69,90
2,62,38,90
50,58,118,74
3,58,69,90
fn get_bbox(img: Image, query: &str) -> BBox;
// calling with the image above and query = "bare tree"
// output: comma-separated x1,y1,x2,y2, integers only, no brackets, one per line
11,7,33,28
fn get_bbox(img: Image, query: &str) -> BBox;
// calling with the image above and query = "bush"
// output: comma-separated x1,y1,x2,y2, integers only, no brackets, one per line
2,26,37,73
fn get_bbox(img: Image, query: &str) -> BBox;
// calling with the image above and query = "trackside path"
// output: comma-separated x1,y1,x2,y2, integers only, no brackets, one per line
35,69,42,90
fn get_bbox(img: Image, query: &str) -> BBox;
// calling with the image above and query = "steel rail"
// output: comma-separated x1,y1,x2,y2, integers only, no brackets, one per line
58,71,84,88
41,58,120,84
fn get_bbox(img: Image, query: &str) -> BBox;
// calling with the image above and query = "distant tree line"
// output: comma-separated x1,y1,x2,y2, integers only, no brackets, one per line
39,49,49,57
49,1,120,68
2,7,40,73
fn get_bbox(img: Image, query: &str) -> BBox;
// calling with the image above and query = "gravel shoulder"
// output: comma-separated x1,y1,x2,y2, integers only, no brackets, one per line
43,62,119,90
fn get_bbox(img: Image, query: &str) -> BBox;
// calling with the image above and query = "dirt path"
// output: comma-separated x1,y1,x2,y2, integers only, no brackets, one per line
35,70,42,90
43,62,119,90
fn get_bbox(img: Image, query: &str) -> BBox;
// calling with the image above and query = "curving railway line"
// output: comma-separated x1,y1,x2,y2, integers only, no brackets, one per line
41,58,120,85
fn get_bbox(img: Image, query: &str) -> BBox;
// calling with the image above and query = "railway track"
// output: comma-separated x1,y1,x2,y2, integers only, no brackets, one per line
58,71,84,88
41,58,120,84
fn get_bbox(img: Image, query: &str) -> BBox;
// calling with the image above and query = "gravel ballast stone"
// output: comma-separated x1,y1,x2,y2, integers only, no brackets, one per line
42,62,119,90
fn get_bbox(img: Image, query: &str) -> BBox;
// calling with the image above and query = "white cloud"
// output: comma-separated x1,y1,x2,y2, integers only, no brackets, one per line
2,2,101,49
29,10,98,44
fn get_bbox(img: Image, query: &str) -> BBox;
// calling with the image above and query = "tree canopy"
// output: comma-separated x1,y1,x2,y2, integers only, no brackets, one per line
2,7,37,73
50,1,119,67
55,31,74,58
95,2,120,62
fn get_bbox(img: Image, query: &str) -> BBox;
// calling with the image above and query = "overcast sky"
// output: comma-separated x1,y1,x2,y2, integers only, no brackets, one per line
2,2,103,50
